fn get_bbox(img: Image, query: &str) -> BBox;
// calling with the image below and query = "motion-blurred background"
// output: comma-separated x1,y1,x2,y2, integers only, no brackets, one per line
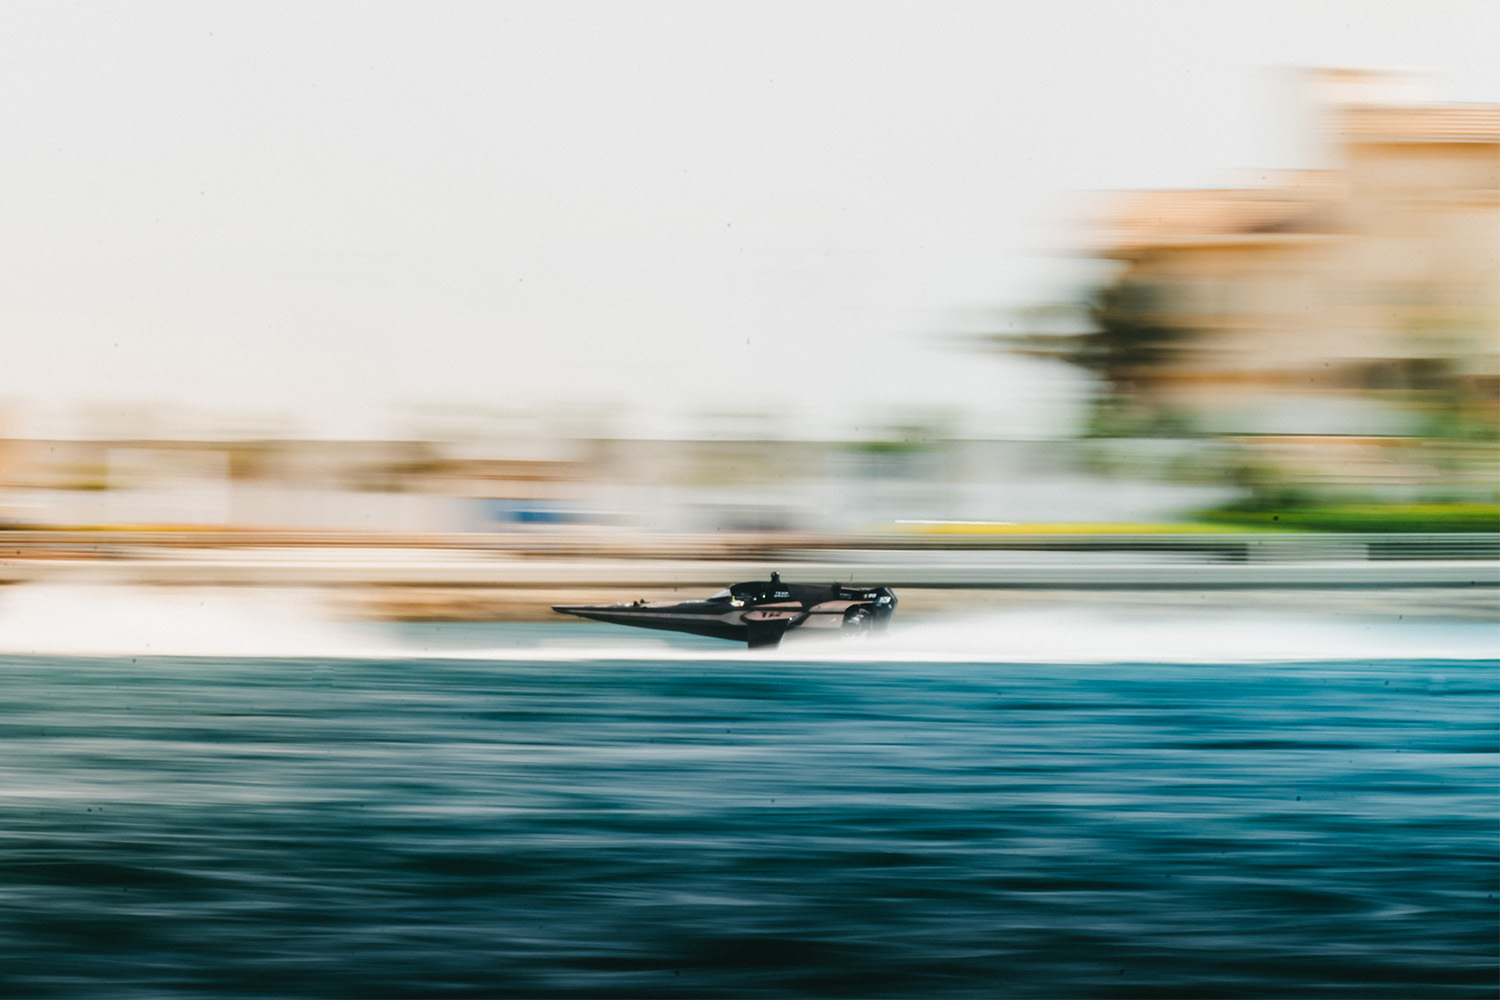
0,3,1494,617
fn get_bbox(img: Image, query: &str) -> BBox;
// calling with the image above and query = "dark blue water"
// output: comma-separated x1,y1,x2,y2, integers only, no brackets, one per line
0,640,1495,997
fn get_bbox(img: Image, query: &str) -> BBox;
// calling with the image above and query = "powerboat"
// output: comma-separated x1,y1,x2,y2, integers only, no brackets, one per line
553,572,897,648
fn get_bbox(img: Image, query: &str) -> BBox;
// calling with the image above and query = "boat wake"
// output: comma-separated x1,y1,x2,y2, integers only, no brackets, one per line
0,583,397,659
0,583,1493,663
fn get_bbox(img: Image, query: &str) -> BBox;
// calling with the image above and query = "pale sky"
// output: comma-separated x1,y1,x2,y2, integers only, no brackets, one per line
2,1,1496,440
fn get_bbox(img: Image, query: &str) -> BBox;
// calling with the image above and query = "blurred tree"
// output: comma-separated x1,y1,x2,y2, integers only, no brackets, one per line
981,274,1191,437
1072,279,1186,396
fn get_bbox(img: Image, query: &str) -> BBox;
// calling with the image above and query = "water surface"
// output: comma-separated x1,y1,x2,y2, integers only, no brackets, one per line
0,627,1494,996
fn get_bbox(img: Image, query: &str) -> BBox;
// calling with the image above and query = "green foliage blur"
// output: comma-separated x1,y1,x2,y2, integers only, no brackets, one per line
1198,502,1500,533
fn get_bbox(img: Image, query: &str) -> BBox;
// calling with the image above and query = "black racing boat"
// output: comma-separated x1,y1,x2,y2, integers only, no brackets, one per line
553,572,897,649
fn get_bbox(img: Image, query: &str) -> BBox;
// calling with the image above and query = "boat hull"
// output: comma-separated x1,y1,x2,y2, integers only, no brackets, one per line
552,604,803,647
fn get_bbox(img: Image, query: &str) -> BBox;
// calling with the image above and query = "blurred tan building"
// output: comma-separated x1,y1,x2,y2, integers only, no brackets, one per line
0,437,588,531
1093,70,1497,486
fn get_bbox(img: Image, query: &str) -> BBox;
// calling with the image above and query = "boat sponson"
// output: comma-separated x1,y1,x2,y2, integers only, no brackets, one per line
551,603,801,646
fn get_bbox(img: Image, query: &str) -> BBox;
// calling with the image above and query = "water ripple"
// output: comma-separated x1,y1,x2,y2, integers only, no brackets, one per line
0,650,1493,997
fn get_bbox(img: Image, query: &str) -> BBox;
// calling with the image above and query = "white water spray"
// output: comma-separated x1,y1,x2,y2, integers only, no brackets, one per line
0,583,397,658
0,583,1492,662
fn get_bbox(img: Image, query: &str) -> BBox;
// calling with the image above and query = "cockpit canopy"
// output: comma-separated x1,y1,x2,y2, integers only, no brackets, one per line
709,580,793,602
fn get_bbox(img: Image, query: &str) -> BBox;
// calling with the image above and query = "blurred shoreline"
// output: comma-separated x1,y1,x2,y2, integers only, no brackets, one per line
2,528,1494,623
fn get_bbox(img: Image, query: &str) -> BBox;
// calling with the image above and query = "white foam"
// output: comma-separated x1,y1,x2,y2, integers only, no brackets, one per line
0,583,1492,663
830,608,1499,664
0,583,398,658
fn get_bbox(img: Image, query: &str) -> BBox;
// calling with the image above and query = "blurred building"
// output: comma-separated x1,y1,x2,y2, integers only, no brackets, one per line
0,429,1234,533
1085,70,1498,493
0,437,590,532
